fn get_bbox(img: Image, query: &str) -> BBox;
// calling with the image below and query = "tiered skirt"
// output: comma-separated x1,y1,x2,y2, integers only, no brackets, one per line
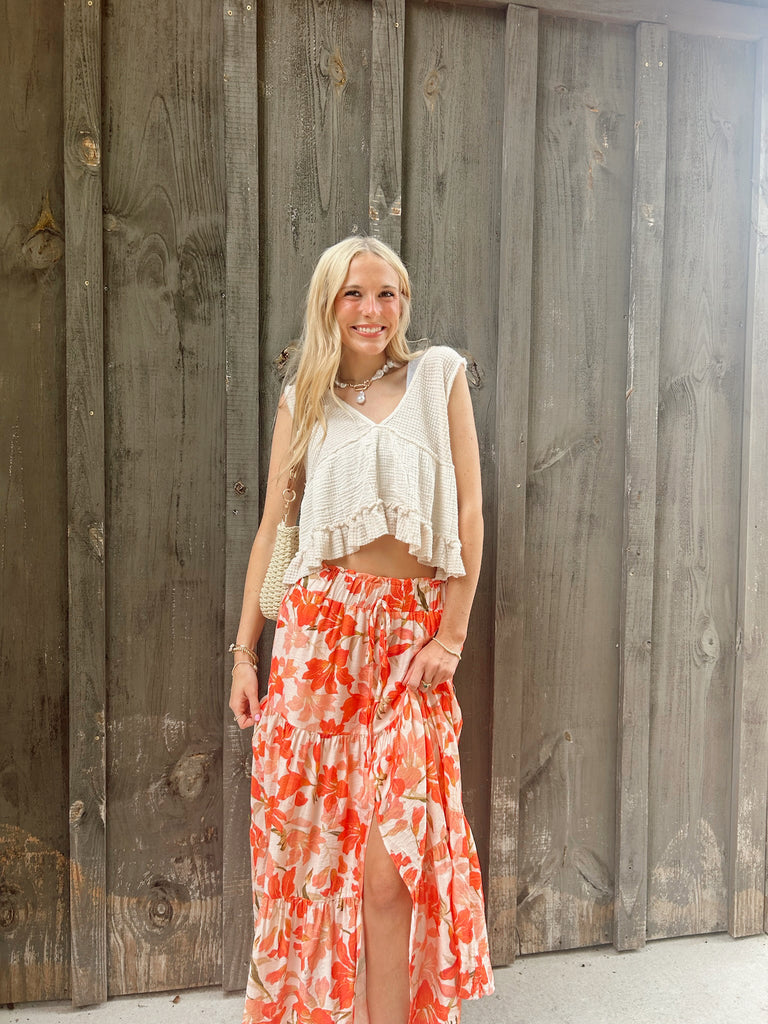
243,565,494,1024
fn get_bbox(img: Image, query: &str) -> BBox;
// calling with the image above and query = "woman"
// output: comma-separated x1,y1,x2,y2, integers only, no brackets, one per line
229,236,494,1024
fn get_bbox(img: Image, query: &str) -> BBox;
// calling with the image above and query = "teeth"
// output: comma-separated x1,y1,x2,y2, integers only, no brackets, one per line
355,326,382,335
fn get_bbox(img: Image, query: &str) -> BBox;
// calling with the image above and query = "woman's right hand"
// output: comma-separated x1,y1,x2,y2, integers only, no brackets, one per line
229,662,261,730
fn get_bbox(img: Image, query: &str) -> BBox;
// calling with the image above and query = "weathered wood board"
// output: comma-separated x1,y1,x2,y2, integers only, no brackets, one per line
519,15,634,954
647,32,754,941
222,0,262,995
101,0,226,994
729,38,768,940
402,0,507,895
0,1,69,1001
488,3,539,966
369,0,405,249
614,21,668,952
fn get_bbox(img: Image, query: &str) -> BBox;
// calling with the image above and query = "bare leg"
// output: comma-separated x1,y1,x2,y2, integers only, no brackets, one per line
363,817,412,1024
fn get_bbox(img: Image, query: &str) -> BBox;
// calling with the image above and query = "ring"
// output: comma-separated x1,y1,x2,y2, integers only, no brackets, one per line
420,680,430,691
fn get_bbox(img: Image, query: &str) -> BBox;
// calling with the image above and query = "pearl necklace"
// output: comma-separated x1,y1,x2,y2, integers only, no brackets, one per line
334,359,399,404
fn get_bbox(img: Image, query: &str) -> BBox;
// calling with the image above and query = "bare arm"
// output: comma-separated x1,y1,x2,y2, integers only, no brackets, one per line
228,395,302,729
402,369,484,690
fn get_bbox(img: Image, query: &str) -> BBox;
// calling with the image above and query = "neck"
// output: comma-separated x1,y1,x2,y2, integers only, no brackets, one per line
337,352,388,382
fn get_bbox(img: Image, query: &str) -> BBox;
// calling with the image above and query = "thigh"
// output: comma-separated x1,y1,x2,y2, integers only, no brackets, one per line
363,817,410,907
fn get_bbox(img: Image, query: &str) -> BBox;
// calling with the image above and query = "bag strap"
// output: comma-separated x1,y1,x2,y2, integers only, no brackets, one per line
281,471,298,526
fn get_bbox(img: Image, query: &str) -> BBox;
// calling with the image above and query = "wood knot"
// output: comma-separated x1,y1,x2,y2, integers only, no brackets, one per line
169,752,211,801
330,51,347,88
423,68,442,110
22,193,64,270
69,799,86,826
88,521,105,563
0,884,23,931
80,134,101,166
696,623,720,664
145,880,179,931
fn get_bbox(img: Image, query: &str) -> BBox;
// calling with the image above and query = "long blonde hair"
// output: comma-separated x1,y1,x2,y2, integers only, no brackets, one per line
283,236,416,476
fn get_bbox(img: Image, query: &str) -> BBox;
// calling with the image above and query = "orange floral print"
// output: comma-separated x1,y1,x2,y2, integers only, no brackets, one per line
243,565,493,1024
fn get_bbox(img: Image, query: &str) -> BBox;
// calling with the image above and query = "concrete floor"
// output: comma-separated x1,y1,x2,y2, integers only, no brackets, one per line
4,933,767,1024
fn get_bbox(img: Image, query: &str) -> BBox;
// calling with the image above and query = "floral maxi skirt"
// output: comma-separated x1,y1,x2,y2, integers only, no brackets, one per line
243,566,494,1024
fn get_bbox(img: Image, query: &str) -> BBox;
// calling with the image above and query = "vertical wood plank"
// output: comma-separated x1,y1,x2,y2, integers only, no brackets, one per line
648,32,754,940
729,36,768,939
402,0,506,897
0,0,69,1004
63,0,107,1007
614,21,668,952
519,15,635,954
488,2,538,968
101,0,226,994
222,0,261,991
369,0,405,250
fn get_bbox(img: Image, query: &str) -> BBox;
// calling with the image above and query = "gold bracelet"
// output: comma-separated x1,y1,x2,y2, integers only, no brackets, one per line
229,642,258,666
431,636,462,661
231,662,257,677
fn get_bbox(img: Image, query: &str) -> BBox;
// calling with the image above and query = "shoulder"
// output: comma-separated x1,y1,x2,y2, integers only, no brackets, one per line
418,345,467,390
281,381,296,416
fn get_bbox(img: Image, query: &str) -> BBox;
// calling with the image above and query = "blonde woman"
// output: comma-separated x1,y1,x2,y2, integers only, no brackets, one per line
230,236,494,1024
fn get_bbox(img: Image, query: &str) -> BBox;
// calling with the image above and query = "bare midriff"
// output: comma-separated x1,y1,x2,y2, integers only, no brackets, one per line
323,534,436,580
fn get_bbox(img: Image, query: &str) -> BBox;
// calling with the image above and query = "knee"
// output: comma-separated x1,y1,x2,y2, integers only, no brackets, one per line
364,860,412,914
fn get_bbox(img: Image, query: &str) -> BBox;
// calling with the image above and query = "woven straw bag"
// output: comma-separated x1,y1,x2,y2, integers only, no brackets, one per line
259,481,299,621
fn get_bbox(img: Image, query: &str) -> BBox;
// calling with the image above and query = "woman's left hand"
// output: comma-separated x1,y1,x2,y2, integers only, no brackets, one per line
403,638,461,692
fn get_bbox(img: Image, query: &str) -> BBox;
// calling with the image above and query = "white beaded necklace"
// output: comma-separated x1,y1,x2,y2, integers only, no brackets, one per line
334,359,400,404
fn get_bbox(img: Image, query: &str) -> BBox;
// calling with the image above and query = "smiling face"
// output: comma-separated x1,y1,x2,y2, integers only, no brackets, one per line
333,253,402,367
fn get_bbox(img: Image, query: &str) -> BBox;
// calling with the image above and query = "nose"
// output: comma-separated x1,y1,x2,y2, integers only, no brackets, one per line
362,292,380,317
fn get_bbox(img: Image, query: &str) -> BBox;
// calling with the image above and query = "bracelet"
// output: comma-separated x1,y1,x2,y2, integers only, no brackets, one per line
229,642,258,666
431,636,462,661
232,662,257,677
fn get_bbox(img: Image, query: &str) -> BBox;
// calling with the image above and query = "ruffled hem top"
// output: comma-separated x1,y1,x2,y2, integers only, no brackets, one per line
283,345,467,583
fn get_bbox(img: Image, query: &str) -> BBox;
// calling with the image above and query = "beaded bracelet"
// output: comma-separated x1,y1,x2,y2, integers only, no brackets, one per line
229,642,258,666
232,662,257,678
431,636,462,661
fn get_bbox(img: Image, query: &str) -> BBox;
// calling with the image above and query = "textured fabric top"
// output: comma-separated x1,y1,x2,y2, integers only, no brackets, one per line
282,345,467,583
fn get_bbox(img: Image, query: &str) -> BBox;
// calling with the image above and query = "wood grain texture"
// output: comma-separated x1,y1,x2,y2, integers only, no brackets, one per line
648,32,754,941
222,0,261,992
402,0,506,899
729,37,768,939
614,21,667,953
519,15,634,955
0,0,69,1003
63,0,107,1006
369,0,405,249
441,0,768,41
488,3,538,968
101,0,226,995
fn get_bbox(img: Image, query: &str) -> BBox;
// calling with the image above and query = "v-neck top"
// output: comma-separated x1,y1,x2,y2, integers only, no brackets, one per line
282,345,467,583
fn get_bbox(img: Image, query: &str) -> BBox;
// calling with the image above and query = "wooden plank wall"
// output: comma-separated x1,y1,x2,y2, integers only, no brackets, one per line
0,0,70,1004
2,0,768,1005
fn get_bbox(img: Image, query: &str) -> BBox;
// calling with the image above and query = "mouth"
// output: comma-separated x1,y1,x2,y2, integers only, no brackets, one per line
352,325,386,336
